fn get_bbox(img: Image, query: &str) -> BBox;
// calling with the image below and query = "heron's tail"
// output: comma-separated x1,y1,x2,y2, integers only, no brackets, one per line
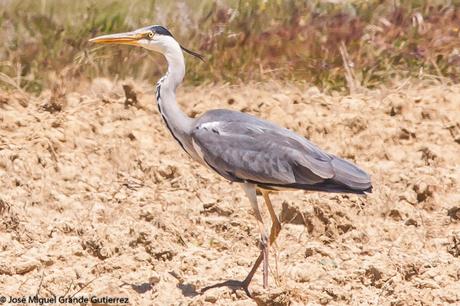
329,156,372,192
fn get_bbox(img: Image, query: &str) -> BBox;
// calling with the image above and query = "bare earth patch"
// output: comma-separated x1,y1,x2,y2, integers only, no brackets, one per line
0,80,459,305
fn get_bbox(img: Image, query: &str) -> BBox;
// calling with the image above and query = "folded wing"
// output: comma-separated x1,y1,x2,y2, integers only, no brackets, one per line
191,110,372,193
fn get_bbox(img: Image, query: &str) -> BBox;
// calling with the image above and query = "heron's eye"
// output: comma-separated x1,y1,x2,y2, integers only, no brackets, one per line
148,31,155,39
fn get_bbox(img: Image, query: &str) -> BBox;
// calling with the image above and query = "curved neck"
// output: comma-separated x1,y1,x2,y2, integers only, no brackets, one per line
156,45,195,157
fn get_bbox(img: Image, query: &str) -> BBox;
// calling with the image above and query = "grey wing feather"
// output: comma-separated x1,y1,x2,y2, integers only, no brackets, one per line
330,157,372,190
191,109,372,192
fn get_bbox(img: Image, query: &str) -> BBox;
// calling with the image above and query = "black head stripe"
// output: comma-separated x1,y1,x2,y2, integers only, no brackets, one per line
150,25,173,37
148,25,205,61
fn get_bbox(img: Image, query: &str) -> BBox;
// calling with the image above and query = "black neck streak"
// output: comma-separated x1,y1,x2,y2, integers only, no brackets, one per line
155,80,190,156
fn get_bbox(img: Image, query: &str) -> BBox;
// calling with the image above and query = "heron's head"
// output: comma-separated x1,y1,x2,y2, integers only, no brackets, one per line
89,25,204,61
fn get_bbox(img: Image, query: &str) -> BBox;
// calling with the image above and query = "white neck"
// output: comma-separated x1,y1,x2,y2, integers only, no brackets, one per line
156,41,195,157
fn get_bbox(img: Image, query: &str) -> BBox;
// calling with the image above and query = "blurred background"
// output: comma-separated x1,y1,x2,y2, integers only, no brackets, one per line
0,0,459,93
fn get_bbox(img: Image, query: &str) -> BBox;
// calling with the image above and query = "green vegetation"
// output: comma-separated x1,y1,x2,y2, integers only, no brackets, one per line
0,0,459,93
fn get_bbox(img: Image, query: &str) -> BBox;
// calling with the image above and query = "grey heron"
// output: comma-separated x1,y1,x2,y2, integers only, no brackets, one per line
89,25,372,297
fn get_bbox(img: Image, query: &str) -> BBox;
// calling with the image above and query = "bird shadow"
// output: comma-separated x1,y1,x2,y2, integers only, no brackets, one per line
168,271,199,298
178,283,199,297
120,281,154,294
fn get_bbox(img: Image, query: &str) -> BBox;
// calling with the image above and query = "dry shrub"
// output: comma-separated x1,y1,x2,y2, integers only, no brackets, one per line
0,0,459,93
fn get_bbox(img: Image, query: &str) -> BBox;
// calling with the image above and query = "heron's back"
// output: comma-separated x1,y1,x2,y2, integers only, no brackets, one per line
191,109,372,194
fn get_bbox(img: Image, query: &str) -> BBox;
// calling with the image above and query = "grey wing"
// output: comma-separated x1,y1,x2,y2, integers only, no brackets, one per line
191,110,372,193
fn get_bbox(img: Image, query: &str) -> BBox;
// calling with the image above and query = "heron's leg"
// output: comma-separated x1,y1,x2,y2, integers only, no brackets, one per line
261,190,282,283
261,190,282,244
242,183,269,289
200,185,282,298
231,191,282,295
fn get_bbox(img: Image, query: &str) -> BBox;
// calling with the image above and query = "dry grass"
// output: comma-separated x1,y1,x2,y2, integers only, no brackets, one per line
0,0,459,93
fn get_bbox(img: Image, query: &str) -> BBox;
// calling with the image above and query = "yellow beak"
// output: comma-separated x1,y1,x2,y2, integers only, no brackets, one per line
89,31,147,46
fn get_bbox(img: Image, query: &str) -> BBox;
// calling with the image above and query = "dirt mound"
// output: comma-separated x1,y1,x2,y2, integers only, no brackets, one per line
0,80,459,305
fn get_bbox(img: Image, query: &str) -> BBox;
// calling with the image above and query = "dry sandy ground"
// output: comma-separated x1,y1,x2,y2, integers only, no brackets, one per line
0,79,459,305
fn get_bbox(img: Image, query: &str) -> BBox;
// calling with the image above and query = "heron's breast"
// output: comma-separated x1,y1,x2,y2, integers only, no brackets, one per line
191,138,210,167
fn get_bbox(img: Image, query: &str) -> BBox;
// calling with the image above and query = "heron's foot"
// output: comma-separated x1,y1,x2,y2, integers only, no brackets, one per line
200,279,253,298
259,233,269,289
